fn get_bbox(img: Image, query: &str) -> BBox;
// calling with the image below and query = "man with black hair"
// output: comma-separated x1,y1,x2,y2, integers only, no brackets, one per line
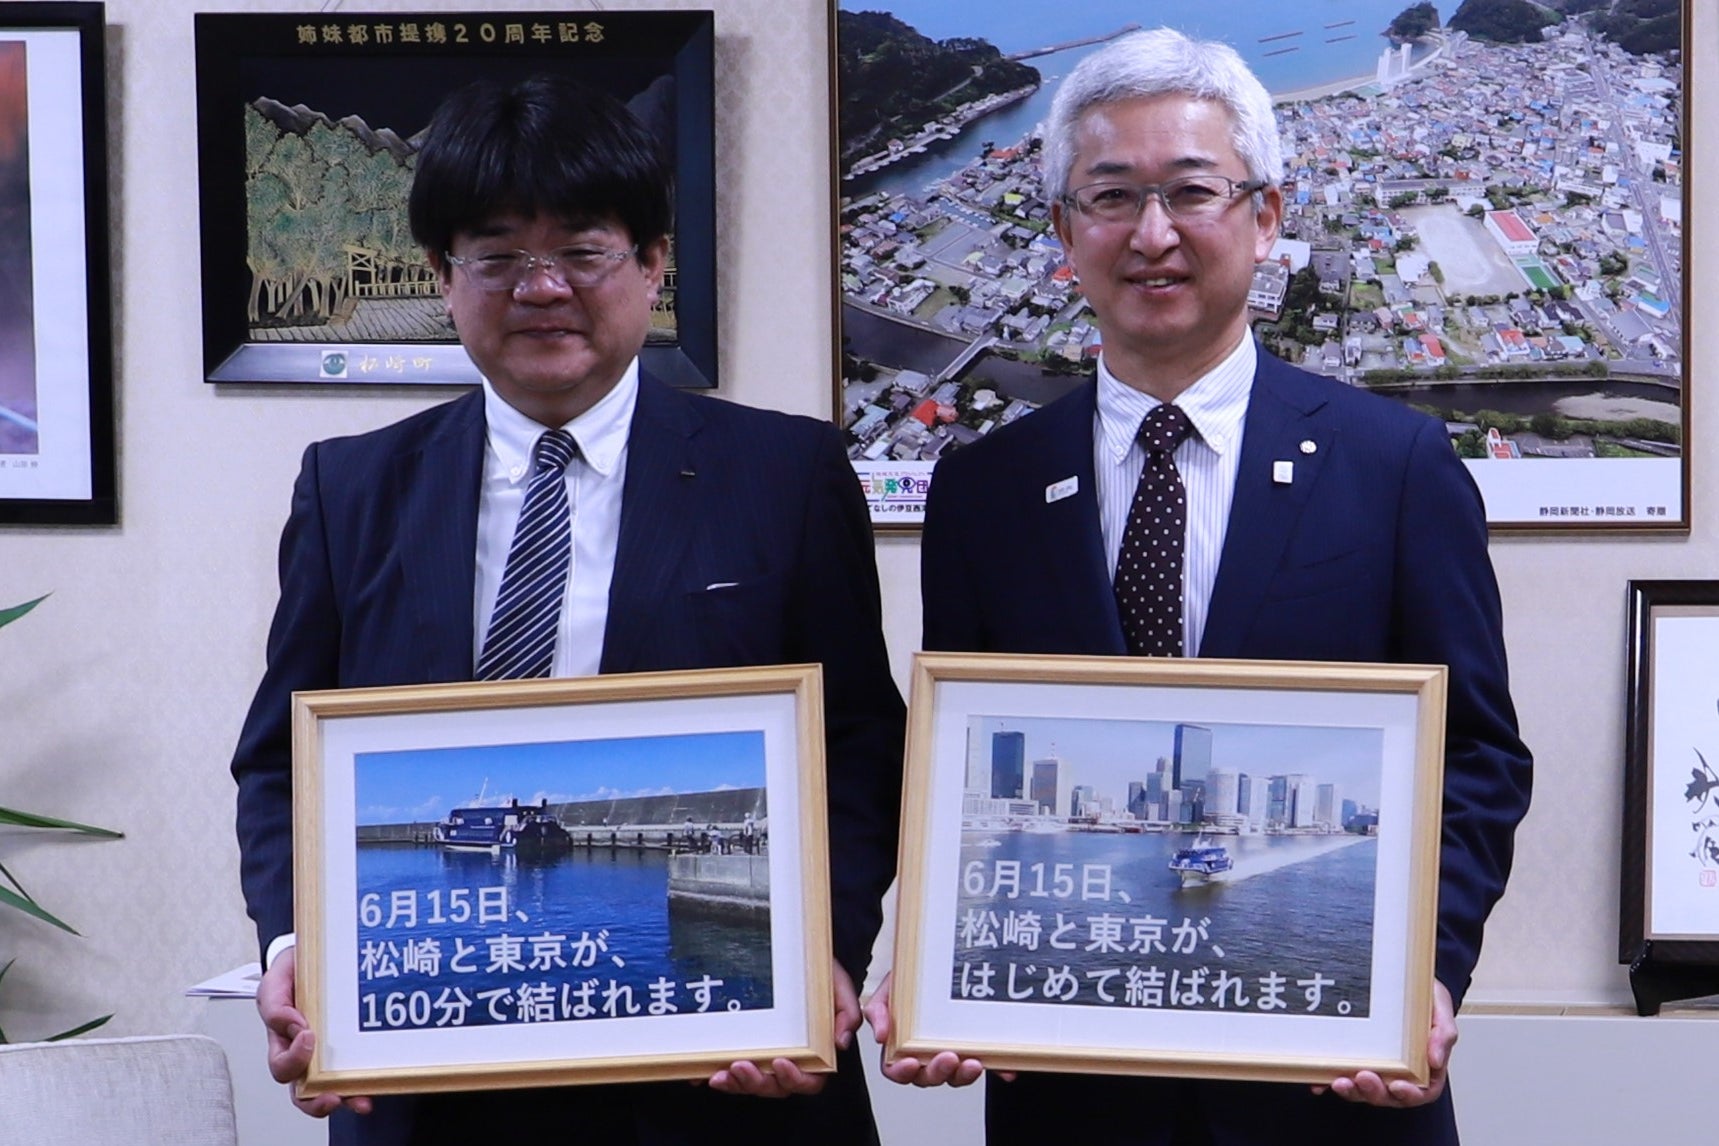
232,75,903,1146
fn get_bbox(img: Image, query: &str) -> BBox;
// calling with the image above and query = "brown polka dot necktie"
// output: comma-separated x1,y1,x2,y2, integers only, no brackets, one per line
1115,403,1194,658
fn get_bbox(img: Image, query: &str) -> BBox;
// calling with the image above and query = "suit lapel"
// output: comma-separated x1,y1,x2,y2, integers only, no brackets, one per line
1201,354,1334,657
1024,384,1128,655
392,390,485,682
600,374,700,673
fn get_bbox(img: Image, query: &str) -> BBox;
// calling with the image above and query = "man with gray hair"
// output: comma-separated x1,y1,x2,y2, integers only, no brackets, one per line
867,27,1530,1145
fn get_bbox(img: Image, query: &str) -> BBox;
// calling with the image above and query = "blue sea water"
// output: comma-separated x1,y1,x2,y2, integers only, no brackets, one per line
852,0,1414,91
843,1,1426,198
952,831,1378,1017
352,845,772,1032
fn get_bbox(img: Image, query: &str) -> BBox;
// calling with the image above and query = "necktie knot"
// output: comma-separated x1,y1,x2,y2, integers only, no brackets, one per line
534,429,577,474
1137,404,1193,456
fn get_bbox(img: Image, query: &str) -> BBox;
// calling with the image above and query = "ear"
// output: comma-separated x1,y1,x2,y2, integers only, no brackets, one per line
1052,200,1078,278
426,249,454,296
638,236,670,301
1252,184,1284,264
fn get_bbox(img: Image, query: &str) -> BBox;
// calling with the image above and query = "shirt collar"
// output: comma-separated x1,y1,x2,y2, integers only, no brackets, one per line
481,359,639,483
1096,335,1256,463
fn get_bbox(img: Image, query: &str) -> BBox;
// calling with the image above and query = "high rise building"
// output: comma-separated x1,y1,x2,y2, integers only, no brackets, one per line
1208,768,1240,818
991,730,1025,800
1030,756,1072,817
1172,724,1212,792
1267,775,1289,825
1315,783,1341,828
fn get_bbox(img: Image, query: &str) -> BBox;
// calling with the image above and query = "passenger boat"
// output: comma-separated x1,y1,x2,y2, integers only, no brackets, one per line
434,797,571,856
1168,837,1234,887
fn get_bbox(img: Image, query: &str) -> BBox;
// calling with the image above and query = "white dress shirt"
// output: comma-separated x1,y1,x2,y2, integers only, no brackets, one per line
1094,335,1254,657
474,362,636,678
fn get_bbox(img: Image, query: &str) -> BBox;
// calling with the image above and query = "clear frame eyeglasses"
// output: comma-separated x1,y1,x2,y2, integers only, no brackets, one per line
443,244,639,291
1063,176,1269,225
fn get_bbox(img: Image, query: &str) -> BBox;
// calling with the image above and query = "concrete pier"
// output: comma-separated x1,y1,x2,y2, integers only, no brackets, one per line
667,853,770,920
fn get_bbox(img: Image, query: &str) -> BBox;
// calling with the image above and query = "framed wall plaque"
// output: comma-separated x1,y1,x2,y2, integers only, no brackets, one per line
195,10,716,389
1621,580,1719,1014
831,2,1688,530
0,1,115,525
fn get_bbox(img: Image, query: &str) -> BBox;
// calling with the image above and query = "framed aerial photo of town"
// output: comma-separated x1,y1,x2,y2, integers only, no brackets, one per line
194,10,716,389
0,2,115,525
290,665,833,1095
888,652,1446,1082
1620,581,1719,1012
833,2,1687,529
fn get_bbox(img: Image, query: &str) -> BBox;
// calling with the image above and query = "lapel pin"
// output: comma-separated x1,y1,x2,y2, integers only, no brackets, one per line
1273,460,1294,485
1299,439,1317,455
1045,475,1079,504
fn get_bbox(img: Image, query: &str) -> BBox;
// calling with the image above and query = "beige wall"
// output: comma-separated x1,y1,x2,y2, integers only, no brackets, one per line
0,0,1711,1065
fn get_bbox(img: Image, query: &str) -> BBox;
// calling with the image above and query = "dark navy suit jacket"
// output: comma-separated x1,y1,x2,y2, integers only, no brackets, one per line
232,375,904,1145
921,350,1531,1145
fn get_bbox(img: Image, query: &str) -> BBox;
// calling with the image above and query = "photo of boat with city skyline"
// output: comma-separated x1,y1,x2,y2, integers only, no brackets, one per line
836,1,1685,527
949,713,1384,1017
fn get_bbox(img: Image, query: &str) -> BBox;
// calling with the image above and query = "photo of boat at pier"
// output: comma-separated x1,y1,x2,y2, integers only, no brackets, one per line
350,729,772,1032
836,1,1685,526
949,714,1384,1017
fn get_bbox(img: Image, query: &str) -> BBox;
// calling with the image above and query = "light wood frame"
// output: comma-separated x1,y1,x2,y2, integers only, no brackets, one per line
291,664,832,1097
890,652,1446,1084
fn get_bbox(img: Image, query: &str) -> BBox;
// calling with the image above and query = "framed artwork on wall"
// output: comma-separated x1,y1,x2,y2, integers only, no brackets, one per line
0,1,115,525
831,2,1687,530
292,665,832,1096
194,10,716,389
887,652,1446,1082
1621,580,1719,1015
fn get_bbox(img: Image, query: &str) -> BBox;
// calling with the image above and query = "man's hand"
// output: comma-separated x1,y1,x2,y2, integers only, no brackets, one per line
257,947,373,1118
706,959,861,1098
861,970,992,1088
1317,979,1456,1108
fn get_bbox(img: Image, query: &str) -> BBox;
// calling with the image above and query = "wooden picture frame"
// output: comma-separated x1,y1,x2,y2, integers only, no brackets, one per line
1620,580,1719,1013
291,664,832,1096
194,10,716,389
831,2,1688,531
889,651,1445,1083
0,1,115,525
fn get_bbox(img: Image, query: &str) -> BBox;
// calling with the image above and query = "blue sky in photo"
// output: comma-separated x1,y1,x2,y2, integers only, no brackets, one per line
354,729,765,825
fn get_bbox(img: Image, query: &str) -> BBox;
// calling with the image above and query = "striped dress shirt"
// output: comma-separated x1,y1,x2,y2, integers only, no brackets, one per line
1094,335,1255,658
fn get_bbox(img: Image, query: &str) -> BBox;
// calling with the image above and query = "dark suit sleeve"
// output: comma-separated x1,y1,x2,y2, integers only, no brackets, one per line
1391,419,1532,1007
231,442,341,960
920,452,984,654
786,427,906,982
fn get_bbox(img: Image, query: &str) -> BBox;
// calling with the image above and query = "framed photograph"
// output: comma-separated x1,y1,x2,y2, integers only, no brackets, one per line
291,664,833,1096
194,10,715,389
1621,581,1719,1007
0,1,115,525
832,2,1687,530
889,652,1446,1083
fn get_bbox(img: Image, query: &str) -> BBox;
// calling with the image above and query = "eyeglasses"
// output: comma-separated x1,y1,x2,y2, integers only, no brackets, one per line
443,244,638,291
1063,176,1269,225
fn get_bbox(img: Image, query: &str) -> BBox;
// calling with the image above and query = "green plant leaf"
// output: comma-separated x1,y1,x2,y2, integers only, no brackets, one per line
0,806,124,838
46,1014,113,1041
0,884,79,934
0,595,48,631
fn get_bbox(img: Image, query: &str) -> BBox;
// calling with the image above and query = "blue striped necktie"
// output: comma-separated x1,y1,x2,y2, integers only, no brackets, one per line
476,429,578,680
